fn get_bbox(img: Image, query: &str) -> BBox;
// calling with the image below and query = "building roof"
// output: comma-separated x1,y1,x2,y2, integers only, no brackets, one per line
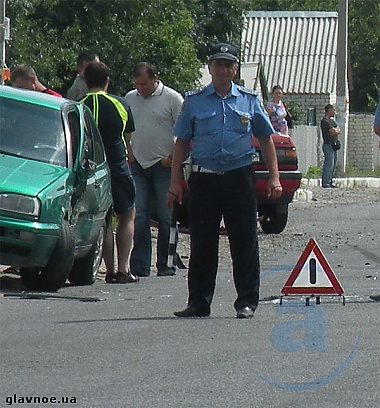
241,11,338,94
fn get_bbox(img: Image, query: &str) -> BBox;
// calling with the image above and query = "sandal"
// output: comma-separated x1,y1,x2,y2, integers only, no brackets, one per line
115,271,139,283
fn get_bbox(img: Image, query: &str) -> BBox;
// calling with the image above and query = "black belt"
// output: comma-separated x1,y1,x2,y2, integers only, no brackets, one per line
192,164,251,176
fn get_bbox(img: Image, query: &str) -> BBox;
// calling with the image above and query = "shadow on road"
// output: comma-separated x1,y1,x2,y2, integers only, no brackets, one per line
0,269,26,293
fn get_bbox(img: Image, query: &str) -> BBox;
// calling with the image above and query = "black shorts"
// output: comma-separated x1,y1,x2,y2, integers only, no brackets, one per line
111,174,135,214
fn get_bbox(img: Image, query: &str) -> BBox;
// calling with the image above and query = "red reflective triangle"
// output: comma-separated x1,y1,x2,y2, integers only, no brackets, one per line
281,238,344,295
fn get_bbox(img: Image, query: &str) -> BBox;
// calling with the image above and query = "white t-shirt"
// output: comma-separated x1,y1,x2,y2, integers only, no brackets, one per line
125,81,184,169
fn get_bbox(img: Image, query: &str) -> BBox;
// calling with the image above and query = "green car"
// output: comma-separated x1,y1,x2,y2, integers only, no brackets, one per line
0,86,113,291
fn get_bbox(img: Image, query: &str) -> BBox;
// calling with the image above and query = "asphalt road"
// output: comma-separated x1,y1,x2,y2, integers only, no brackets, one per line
0,187,379,408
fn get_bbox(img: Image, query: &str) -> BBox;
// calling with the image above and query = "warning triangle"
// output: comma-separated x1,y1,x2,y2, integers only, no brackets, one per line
281,238,344,295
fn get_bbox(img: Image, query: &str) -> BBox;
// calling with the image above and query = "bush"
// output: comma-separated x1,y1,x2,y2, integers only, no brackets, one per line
305,165,322,178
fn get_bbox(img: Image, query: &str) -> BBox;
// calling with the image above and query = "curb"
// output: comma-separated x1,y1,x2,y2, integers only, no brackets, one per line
301,177,380,189
294,177,380,202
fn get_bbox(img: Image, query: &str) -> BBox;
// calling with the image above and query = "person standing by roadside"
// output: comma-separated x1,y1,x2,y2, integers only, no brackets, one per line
11,65,62,97
373,97,380,137
370,98,380,302
167,43,282,318
66,50,100,101
266,85,289,134
321,104,341,188
125,62,184,277
82,61,138,284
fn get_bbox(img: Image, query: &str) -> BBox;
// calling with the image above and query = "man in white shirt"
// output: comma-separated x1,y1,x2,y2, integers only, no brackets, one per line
125,62,183,277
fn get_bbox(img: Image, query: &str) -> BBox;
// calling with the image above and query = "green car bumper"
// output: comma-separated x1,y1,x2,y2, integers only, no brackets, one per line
0,216,61,268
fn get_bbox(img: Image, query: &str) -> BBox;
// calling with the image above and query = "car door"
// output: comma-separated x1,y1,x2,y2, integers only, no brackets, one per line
67,105,111,252
83,107,112,218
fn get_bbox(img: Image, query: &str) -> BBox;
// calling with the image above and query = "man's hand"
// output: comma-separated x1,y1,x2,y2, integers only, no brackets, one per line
329,127,341,136
166,138,190,209
160,156,172,168
267,181,283,199
126,140,136,163
258,134,283,200
166,182,183,209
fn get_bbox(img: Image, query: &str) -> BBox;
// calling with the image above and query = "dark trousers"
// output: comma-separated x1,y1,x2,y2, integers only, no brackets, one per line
187,165,260,311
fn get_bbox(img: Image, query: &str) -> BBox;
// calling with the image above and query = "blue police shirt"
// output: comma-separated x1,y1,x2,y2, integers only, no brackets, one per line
173,82,274,172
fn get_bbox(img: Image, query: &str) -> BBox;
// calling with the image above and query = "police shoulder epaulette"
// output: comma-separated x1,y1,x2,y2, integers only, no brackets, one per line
237,85,258,96
185,86,207,97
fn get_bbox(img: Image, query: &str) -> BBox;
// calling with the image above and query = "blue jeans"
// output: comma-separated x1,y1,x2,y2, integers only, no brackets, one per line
322,143,337,187
130,160,176,276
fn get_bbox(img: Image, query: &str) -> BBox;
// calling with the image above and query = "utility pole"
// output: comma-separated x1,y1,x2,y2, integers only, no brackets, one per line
0,0,9,85
336,0,349,173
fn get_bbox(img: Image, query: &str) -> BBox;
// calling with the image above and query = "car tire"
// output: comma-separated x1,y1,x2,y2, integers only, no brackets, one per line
68,222,106,286
259,205,288,234
19,220,75,291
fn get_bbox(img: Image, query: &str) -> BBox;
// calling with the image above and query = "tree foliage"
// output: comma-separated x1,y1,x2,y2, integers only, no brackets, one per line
347,0,380,110
5,0,379,111
7,0,201,95
248,0,380,111
184,0,252,61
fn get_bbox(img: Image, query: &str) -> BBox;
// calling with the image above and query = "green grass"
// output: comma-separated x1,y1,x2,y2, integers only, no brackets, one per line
344,165,380,178
303,165,380,178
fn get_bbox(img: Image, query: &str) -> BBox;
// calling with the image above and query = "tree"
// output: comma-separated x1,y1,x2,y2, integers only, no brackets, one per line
184,0,252,61
5,0,379,110
7,0,201,95
347,0,380,111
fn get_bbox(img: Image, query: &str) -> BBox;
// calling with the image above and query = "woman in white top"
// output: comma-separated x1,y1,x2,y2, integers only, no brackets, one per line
266,85,289,134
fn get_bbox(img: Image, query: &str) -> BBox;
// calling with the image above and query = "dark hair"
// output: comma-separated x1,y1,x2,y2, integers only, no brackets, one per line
272,85,283,93
84,61,110,89
77,50,99,68
11,64,36,82
325,104,334,112
132,62,158,79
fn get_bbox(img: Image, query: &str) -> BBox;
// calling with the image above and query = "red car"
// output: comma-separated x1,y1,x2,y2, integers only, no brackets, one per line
252,133,302,233
173,133,301,235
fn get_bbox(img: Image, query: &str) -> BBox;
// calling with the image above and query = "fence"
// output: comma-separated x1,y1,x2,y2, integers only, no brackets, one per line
289,114,378,175
290,126,320,175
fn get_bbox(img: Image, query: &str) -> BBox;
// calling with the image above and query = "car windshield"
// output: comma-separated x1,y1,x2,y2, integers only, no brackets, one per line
0,97,67,167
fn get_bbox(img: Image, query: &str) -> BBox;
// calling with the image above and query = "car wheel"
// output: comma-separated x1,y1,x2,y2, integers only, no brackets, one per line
69,223,106,286
259,205,288,234
19,220,75,291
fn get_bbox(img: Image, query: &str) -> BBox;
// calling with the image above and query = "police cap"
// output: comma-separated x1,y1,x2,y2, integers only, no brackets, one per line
208,43,239,63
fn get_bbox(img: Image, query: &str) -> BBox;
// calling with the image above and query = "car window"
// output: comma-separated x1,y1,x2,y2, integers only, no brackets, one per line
67,109,81,166
0,97,67,167
84,110,106,165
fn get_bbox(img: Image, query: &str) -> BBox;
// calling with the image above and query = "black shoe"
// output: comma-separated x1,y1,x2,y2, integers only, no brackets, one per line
236,306,255,319
105,273,117,283
173,306,210,318
157,269,176,277
134,272,150,277
369,294,380,301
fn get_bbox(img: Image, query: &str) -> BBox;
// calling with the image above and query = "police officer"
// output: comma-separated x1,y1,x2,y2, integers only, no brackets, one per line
167,43,282,318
